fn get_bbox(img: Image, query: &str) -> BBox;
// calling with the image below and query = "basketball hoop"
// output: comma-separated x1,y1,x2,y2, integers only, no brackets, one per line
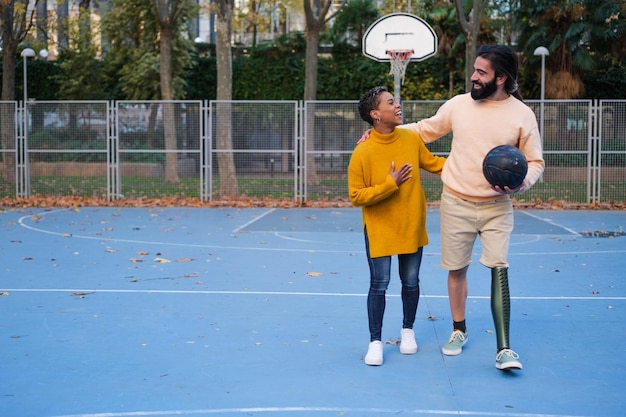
387,49,414,84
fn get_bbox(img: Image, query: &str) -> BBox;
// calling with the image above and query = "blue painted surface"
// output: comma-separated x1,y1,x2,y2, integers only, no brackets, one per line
0,207,624,417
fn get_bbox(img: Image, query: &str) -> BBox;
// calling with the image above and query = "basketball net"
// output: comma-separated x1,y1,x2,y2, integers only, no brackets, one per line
387,49,414,84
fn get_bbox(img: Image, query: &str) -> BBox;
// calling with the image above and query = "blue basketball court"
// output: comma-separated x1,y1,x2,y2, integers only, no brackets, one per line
1,206,624,417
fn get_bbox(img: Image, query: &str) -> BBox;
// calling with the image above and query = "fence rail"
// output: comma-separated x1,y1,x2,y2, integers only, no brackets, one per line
0,99,624,205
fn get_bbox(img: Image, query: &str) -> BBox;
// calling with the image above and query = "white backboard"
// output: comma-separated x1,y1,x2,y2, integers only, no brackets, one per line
363,13,438,62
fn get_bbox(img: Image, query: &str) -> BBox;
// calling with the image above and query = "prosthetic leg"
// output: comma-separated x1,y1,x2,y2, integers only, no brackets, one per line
491,266,522,370
490,266,510,351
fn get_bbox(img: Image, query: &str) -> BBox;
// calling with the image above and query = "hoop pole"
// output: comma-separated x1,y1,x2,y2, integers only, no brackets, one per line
394,74,401,103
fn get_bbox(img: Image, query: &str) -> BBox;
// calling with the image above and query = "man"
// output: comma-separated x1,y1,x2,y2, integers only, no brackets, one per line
392,45,544,370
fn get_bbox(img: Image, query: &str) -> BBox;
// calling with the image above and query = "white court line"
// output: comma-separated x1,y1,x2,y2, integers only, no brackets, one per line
47,406,600,417
518,210,582,236
16,210,626,255
232,208,276,233
3,288,625,301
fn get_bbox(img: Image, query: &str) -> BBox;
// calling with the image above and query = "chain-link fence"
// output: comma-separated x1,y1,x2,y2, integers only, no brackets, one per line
209,100,298,201
0,99,624,205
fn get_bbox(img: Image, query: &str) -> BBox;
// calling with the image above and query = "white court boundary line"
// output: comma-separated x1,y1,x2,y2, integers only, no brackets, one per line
46,406,600,417
15,210,626,255
518,210,582,236
3,288,625,301
232,208,276,233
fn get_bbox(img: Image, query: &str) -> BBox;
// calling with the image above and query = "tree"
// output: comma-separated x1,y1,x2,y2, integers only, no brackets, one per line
214,0,239,197
302,0,346,186
514,0,626,98
328,0,378,48
427,0,465,98
453,0,488,92
101,0,195,180
153,0,195,184
303,0,346,102
54,9,105,100
0,0,39,185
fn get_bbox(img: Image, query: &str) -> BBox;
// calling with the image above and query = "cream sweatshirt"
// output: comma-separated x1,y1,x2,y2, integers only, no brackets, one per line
402,93,545,201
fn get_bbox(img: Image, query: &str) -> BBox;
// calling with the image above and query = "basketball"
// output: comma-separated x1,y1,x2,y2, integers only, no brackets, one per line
482,145,528,189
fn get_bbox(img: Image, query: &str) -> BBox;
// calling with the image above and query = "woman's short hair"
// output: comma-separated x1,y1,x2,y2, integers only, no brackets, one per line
358,86,388,126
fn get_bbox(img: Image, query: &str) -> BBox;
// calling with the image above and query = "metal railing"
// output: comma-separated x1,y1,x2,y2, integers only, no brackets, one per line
0,99,624,205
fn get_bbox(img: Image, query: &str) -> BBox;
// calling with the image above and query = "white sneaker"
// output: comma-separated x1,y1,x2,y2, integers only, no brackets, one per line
364,341,383,366
495,348,523,371
399,328,418,354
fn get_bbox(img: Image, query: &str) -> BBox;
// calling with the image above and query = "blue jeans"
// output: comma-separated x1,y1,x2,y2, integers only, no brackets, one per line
364,228,423,342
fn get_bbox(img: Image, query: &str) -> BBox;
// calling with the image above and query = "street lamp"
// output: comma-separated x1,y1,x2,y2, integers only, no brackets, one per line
534,46,549,183
19,48,35,197
21,48,36,105
533,46,549,141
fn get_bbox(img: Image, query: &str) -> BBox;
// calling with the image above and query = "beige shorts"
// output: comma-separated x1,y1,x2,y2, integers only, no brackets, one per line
439,190,514,270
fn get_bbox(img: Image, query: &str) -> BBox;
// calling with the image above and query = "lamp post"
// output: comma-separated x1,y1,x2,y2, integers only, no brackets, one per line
533,46,549,141
21,48,36,105
533,46,549,183
20,48,35,197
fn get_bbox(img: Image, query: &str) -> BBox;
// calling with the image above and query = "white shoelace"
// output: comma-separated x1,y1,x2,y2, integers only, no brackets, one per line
496,348,519,361
448,330,466,343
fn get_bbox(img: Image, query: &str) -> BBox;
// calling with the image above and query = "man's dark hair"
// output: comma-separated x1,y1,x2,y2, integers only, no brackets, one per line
476,45,524,101
358,86,388,126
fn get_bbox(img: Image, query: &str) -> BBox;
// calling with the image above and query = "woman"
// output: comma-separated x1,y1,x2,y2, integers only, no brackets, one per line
348,86,446,366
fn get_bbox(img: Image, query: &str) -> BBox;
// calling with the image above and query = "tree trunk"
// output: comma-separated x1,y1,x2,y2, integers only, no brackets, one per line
1,2,21,185
215,0,239,197
159,24,180,184
303,14,321,186
455,0,486,92
1,43,17,184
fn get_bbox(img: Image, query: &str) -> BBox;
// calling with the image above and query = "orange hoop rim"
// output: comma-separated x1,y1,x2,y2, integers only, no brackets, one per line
386,49,414,61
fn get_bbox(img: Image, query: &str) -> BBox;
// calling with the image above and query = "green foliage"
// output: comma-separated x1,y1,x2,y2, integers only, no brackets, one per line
54,13,107,100
233,32,306,100
120,51,162,100
328,0,379,47
5,0,625,102
99,0,196,100
580,56,626,99
28,127,107,162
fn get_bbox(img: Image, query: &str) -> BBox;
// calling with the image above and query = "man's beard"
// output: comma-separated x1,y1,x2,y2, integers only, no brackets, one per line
471,77,498,100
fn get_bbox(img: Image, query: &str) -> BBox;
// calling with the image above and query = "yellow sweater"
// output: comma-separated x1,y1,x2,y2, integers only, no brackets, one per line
348,127,445,258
